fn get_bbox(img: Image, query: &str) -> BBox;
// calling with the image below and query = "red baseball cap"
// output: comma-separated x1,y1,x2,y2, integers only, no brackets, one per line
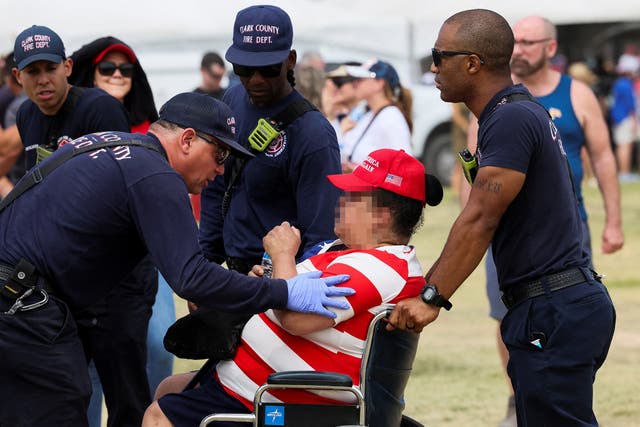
327,149,443,207
92,43,137,64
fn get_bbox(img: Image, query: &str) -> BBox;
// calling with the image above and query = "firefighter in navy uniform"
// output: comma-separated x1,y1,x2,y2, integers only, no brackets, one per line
11,25,157,426
199,5,342,274
0,92,353,426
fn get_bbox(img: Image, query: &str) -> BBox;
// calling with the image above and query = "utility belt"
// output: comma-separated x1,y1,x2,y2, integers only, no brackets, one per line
225,256,262,275
501,267,601,310
0,259,53,315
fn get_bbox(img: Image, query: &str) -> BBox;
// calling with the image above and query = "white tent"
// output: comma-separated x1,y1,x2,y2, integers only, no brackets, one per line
2,0,640,103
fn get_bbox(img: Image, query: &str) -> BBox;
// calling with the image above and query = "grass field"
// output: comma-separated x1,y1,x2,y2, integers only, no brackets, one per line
173,181,640,426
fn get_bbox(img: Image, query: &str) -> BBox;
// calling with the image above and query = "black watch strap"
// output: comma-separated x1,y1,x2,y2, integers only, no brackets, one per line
421,284,452,311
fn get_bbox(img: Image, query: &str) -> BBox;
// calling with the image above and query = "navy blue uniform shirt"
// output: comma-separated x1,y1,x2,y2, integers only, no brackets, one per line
477,85,589,289
199,86,341,262
16,87,130,169
0,132,288,312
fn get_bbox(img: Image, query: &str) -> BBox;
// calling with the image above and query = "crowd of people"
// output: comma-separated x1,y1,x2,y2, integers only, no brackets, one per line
0,4,632,427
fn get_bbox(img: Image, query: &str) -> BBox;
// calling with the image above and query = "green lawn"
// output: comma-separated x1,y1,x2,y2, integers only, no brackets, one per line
173,181,640,426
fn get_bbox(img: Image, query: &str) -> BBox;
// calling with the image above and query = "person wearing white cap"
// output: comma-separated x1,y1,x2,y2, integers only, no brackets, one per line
339,58,414,172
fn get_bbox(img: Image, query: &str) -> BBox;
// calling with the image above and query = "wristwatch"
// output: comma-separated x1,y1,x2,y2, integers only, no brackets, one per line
420,284,452,311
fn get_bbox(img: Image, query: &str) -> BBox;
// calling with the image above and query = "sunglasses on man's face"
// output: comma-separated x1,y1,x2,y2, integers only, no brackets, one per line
97,61,135,78
196,132,231,165
232,62,283,78
431,48,485,67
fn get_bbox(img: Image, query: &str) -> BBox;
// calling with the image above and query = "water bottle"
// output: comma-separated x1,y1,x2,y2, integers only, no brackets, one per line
261,252,273,278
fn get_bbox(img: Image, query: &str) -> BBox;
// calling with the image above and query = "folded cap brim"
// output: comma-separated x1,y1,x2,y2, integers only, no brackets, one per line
225,47,291,67
17,53,64,70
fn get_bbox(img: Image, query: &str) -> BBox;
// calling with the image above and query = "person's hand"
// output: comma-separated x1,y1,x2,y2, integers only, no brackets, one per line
263,221,301,263
249,265,265,277
601,223,624,254
386,296,440,333
286,271,354,318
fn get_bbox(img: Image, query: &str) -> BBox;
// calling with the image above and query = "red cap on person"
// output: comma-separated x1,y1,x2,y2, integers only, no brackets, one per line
92,43,137,64
327,149,443,207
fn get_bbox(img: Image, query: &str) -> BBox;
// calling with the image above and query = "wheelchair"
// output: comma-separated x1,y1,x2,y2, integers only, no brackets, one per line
199,308,424,427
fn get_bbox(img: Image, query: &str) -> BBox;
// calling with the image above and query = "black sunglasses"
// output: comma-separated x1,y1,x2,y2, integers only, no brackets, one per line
97,61,135,78
196,132,231,165
431,48,485,67
331,77,356,88
232,62,283,78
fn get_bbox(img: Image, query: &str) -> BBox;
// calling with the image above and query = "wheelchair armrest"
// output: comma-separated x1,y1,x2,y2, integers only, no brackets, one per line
267,371,353,387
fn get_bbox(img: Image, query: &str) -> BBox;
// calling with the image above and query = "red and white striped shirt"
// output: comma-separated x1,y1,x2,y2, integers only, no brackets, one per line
216,244,425,409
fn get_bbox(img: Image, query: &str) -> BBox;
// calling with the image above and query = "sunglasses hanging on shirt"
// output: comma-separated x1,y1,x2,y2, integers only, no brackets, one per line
97,61,135,78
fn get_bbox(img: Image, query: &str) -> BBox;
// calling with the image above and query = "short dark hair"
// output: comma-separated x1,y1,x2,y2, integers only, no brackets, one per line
445,9,514,73
201,52,224,69
373,188,423,239
1,51,17,82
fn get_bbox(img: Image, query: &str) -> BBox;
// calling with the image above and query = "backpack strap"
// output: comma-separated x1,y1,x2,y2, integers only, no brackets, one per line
0,140,163,213
270,98,317,129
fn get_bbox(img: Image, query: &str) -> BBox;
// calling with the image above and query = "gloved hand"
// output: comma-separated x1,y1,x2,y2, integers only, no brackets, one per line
286,271,354,318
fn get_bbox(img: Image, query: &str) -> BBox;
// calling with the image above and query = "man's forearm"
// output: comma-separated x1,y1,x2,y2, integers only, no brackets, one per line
592,152,622,227
427,208,495,298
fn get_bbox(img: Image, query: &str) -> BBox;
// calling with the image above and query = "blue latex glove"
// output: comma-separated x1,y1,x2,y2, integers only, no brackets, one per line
286,271,354,318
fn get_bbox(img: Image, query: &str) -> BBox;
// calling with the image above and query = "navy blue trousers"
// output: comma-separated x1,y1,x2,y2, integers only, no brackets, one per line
0,294,91,426
501,279,616,426
77,257,157,427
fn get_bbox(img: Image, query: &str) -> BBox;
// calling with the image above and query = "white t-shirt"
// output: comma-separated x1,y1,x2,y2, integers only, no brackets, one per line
340,105,412,164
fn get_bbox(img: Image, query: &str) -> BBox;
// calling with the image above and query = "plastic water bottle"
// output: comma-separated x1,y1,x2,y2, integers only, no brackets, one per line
261,252,273,278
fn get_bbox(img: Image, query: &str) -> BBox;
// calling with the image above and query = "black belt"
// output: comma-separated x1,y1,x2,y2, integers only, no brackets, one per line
225,257,261,275
501,267,597,310
1,261,53,314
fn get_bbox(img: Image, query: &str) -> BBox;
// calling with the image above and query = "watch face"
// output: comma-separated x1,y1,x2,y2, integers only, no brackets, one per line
423,286,437,301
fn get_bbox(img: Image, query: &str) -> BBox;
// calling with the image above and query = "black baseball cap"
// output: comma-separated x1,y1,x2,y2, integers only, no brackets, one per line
158,93,253,158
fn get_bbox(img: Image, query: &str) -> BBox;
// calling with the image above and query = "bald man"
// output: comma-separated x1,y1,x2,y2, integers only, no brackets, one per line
389,9,615,427
463,16,624,426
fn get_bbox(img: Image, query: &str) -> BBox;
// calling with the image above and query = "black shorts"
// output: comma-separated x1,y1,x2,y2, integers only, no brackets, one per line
158,372,250,427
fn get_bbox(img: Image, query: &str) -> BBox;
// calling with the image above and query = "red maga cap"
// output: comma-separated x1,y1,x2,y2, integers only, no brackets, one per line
328,149,442,207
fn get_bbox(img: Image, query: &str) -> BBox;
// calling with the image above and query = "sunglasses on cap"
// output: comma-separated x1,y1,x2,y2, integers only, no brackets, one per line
232,62,283,78
431,48,485,67
331,77,357,88
196,132,231,165
97,61,135,78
